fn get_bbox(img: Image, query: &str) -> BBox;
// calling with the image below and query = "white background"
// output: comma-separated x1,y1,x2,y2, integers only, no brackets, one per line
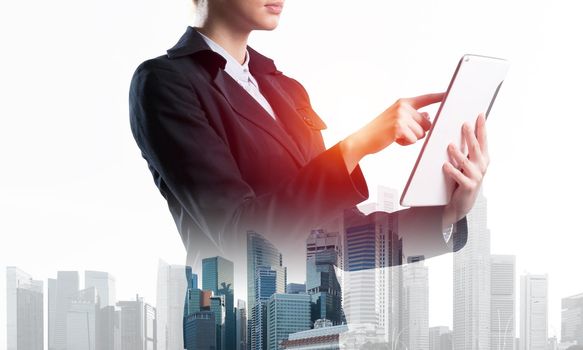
1,0,582,347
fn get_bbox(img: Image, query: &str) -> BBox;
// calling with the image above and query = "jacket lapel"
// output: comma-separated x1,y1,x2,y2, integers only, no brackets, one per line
212,70,308,166
168,27,310,166
254,74,313,158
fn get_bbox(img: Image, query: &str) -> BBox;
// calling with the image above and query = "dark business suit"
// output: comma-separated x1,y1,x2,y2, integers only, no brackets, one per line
129,26,467,270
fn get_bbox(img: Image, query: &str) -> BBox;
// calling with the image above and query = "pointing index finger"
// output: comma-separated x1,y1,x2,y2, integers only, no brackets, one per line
405,92,445,109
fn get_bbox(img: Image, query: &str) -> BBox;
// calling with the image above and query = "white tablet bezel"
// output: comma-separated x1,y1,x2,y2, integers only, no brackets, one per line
400,54,509,207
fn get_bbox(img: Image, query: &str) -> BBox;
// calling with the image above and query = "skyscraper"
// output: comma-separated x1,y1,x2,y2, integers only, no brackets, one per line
6,266,43,350
286,283,306,295
252,265,286,350
343,212,378,326
145,303,157,350
306,229,344,325
236,299,248,350
203,257,234,294
453,193,491,350
343,209,402,343
85,270,116,308
247,231,284,319
490,255,516,350
266,293,311,350
185,287,203,315
183,311,216,350
184,269,200,318
156,260,189,350
66,287,99,350
98,305,121,350
429,326,452,350
203,256,235,350
210,295,226,350
51,271,80,350
562,293,583,345
247,231,286,350
117,294,157,350
48,278,57,350
306,228,343,269
402,257,429,350
520,274,548,350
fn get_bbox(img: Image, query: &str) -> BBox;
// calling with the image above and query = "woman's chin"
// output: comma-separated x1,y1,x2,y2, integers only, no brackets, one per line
254,18,280,31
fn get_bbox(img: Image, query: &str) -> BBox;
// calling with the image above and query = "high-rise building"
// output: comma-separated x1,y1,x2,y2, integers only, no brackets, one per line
203,256,235,350
306,228,343,269
286,283,306,294
429,326,452,350
6,267,43,350
266,293,311,350
252,265,286,350
210,295,226,350
48,278,57,350
402,257,429,350
51,271,80,350
520,274,548,350
183,311,216,350
156,260,189,350
306,229,344,325
117,294,156,350
343,212,378,326
236,299,247,350
490,255,516,350
562,293,583,345
144,303,157,350
343,209,402,344
247,231,284,318
184,269,200,319
85,270,116,308
98,305,121,350
247,231,286,350
202,257,234,294
66,287,99,350
187,271,198,290
185,287,202,315
453,193,491,350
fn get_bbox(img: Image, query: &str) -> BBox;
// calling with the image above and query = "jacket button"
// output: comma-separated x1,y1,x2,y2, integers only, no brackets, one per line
303,115,314,127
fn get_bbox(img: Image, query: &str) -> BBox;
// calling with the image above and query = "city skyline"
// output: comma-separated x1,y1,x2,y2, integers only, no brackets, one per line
4,262,582,349
6,190,583,349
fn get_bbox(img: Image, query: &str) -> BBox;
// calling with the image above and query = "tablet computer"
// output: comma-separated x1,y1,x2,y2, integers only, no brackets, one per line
400,54,509,207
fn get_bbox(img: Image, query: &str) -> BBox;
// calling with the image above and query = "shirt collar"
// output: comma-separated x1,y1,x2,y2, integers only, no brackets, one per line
166,27,280,76
198,31,252,84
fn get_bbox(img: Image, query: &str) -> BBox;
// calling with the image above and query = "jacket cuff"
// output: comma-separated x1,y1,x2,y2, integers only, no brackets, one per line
327,142,369,206
446,216,468,252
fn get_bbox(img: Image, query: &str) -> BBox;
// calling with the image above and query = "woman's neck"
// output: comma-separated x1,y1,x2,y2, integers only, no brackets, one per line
198,19,250,65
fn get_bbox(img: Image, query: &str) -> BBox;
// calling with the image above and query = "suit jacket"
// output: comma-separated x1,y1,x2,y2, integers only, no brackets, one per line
129,26,467,269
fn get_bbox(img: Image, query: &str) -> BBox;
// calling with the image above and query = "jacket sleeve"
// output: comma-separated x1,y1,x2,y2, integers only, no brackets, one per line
129,59,369,251
344,206,468,265
396,207,468,260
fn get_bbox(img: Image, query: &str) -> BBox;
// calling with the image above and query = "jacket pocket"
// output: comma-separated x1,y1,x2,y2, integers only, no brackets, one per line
296,106,327,130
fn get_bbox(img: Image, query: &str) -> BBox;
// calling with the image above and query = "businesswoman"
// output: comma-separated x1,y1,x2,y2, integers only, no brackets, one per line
129,0,488,272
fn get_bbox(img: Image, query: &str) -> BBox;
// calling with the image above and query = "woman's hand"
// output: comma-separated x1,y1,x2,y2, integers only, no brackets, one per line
442,113,490,229
340,92,444,173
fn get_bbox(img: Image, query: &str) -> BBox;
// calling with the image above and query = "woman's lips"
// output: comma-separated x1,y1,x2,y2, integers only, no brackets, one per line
265,3,283,14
